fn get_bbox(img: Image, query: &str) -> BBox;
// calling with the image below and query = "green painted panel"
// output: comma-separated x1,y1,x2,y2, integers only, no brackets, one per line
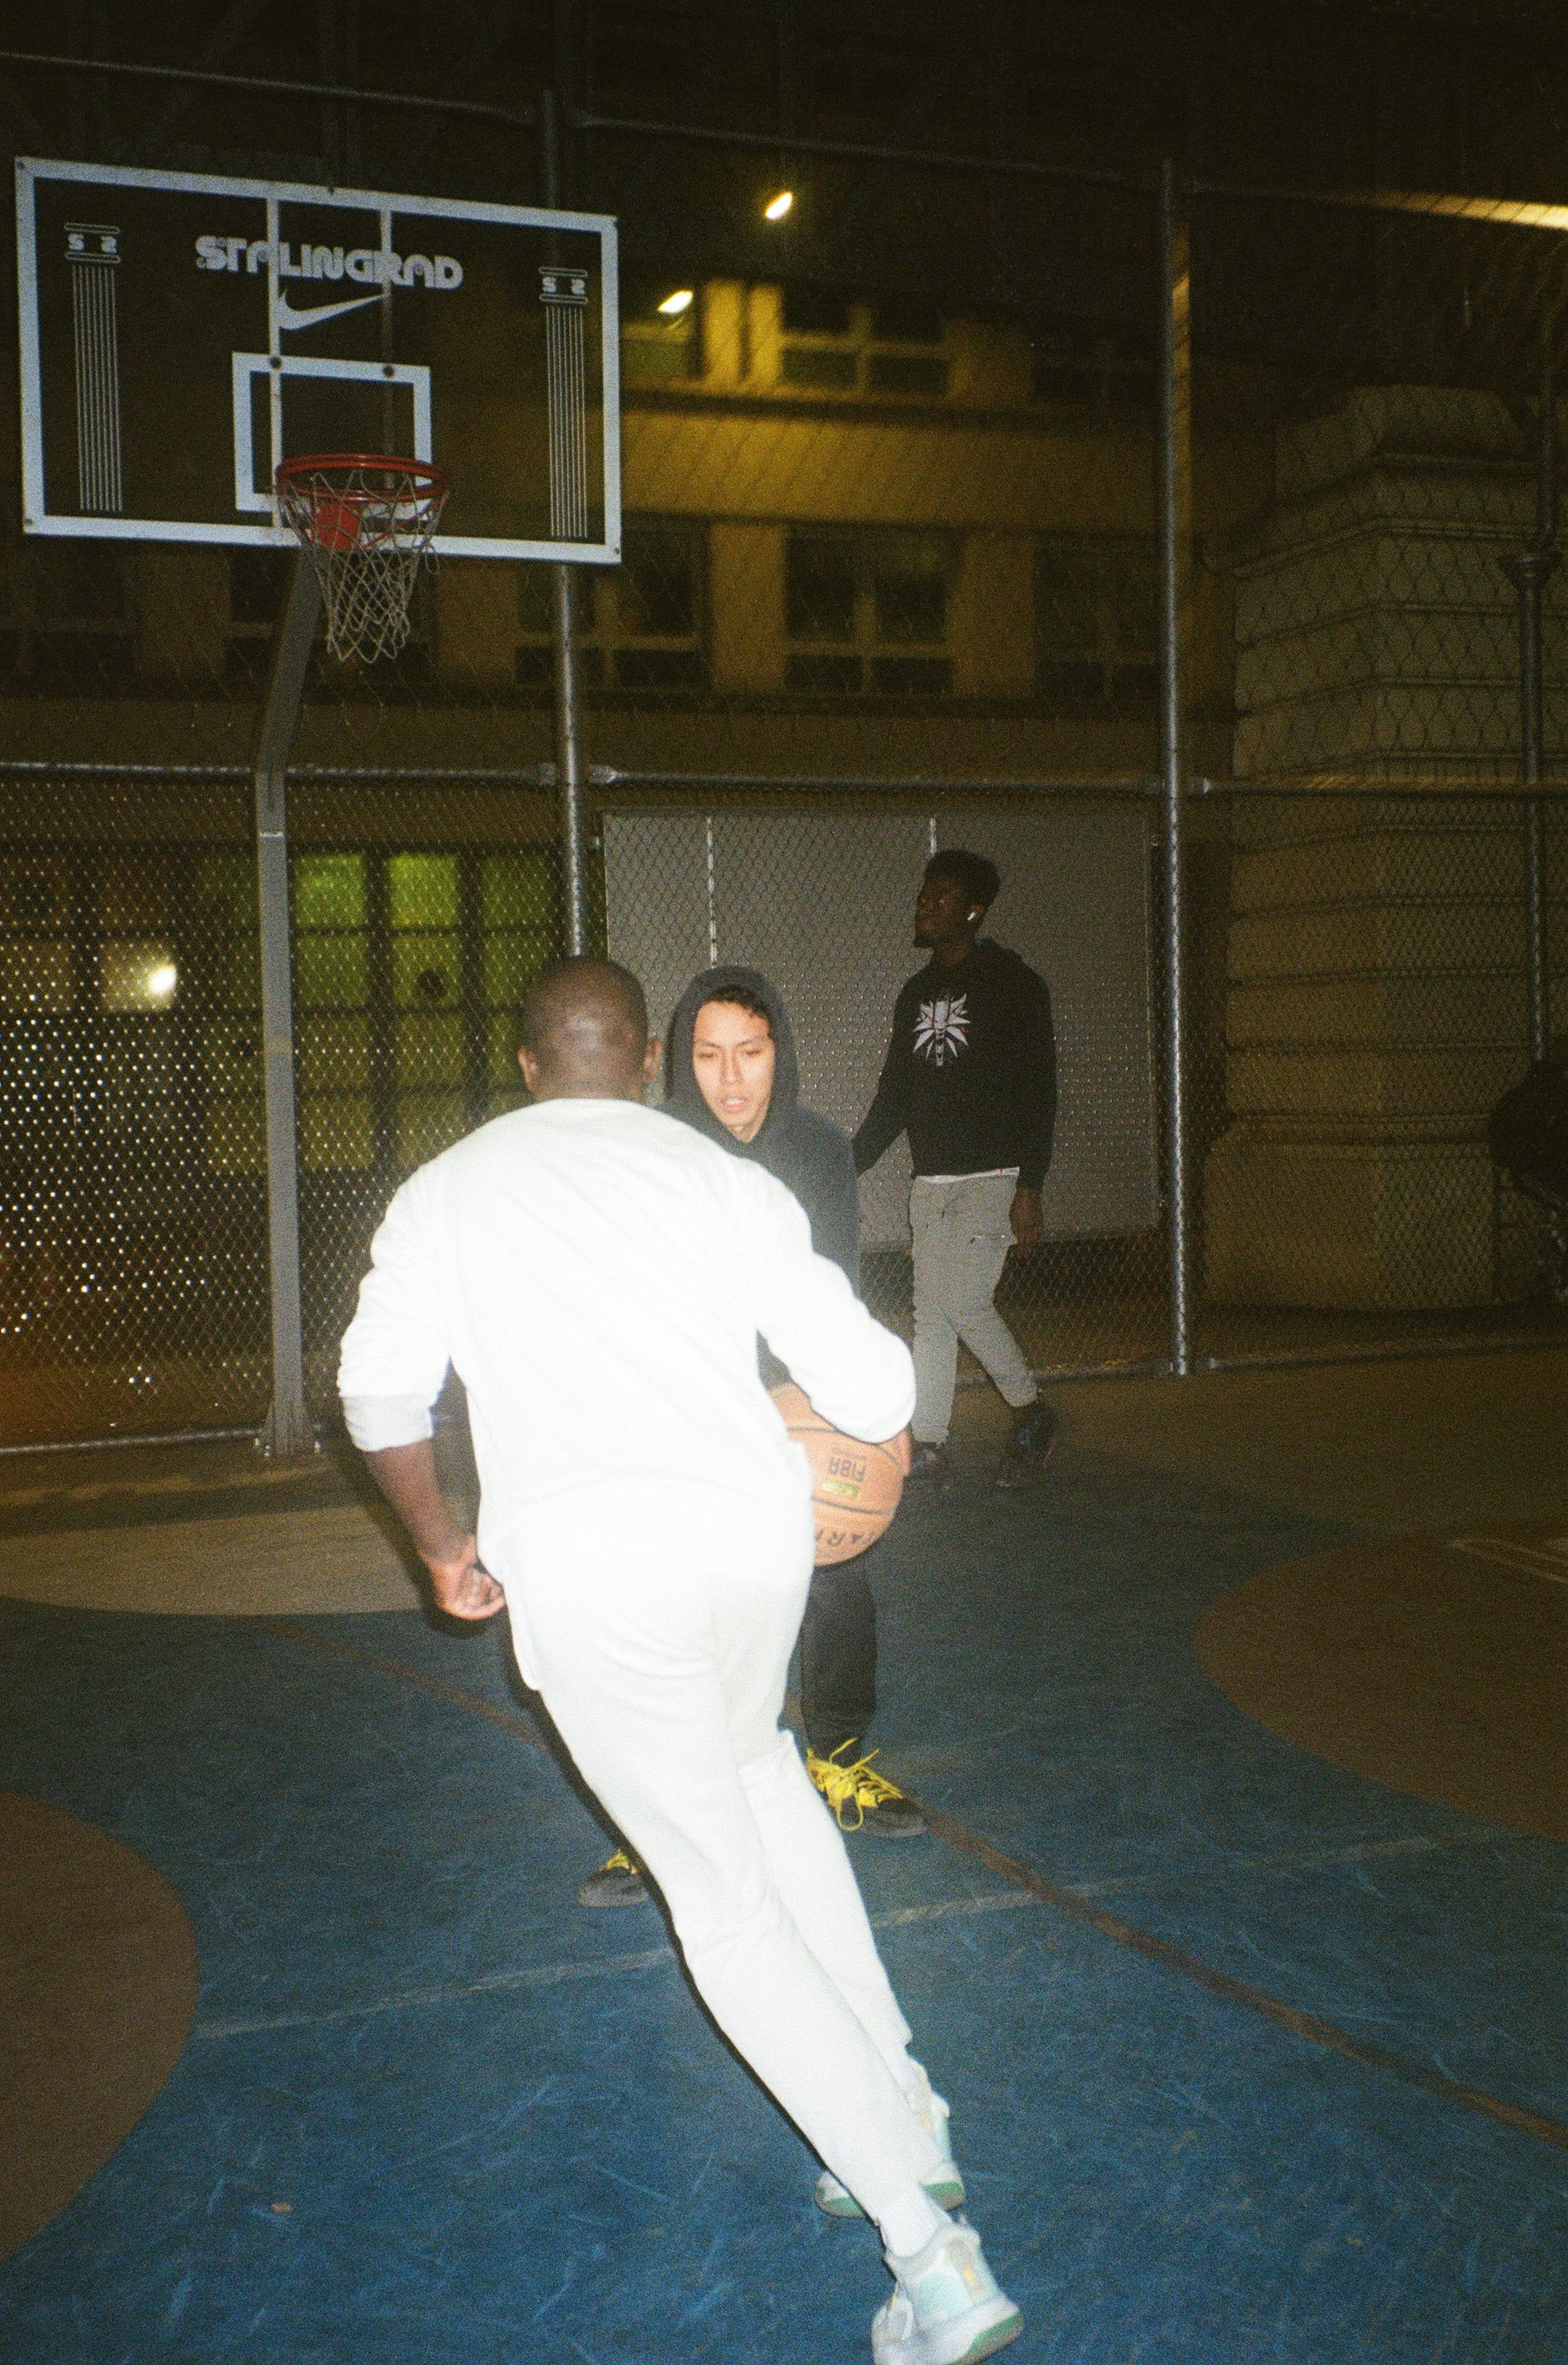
397,1093,467,1168
296,1016,371,1093
300,1093,374,1170
293,852,366,928
482,928,552,1008
391,931,460,1009
487,1009,524,1082
480,852,554,929
295,933,369,1010
395,1012,465,1087
388,852,459,929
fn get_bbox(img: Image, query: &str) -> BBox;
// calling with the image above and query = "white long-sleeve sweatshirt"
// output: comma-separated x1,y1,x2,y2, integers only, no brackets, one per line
338,1097,915,1586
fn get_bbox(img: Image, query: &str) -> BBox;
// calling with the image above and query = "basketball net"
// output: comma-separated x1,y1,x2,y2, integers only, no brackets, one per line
274,454,448,664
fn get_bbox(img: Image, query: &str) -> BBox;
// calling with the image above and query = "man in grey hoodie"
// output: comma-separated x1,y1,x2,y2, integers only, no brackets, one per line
579,965,924,1908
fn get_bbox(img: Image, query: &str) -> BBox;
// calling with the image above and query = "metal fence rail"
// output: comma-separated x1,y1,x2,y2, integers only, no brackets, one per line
0,36,1564,1450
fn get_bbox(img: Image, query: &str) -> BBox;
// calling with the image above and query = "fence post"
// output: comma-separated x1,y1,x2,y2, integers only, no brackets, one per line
540,85,589,956
1503,315,1560,1065
253,556,321,1457
1157,158,1193,1374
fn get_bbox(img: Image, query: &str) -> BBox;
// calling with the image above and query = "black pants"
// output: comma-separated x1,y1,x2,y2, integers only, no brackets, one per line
799,1553,877,1759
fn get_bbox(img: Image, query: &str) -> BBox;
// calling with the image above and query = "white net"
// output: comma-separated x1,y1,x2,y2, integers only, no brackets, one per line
274,456,448,663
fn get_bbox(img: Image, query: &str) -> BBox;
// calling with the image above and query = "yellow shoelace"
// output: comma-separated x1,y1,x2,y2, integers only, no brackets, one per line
807,1744,910,1830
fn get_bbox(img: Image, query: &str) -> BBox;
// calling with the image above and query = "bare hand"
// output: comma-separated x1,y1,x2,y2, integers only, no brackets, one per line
881,1425,912,1477
1010,1186,1044,1253
425,1534,506,1621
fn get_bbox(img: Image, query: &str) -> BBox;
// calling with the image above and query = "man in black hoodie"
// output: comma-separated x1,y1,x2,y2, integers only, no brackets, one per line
855,850,1056,1489
578,966,923,1906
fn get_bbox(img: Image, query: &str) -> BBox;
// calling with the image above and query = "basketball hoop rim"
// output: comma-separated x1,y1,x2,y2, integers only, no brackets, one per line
274,452,448,511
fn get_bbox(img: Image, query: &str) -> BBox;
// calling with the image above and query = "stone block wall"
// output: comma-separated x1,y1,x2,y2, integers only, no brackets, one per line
1203,387,1566,1312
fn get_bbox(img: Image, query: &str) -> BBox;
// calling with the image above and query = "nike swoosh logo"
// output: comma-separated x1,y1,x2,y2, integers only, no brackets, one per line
277,291,383,332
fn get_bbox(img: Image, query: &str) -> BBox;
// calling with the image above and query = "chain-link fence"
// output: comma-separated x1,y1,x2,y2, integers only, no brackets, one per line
1186,187,1568,1369
2,28,1566,1448
0,771,561,1443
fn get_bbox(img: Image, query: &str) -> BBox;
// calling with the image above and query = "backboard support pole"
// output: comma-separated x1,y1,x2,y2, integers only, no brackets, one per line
254,555,322,1457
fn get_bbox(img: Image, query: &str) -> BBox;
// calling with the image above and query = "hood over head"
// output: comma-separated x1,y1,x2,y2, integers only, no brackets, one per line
664,966,799,1164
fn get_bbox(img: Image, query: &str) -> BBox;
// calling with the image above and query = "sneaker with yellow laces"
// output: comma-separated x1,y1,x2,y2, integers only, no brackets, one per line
575,1847,648,1909
807,1742,926,1838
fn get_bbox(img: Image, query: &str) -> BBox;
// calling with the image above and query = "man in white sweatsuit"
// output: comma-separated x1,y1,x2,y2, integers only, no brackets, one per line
338,959,1020,2365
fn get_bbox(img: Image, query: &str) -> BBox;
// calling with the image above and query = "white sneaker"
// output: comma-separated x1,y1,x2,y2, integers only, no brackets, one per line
815,2064,966,2218
871,2219,1022,2365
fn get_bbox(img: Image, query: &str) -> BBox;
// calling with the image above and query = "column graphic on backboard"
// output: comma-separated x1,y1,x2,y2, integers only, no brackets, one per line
65,223,124,513
539,265,591,540
17,159,620,559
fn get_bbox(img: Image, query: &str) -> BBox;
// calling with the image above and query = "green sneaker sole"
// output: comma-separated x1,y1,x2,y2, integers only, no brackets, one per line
815,2167,966,2219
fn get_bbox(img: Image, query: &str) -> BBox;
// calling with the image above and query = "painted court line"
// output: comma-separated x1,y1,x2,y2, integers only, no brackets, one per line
920,1805,1568,2154
194,1892,1038,2039
257,1618,1568,2154
1449,1535,1568,1588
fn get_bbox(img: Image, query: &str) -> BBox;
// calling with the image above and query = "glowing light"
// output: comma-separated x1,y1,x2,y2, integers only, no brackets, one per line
764,190,794,221
146,962,178,1001
657,288,694,316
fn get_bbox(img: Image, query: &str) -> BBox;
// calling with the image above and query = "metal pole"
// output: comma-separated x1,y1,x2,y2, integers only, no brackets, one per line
540,85,589,956
1504,316,1560,1067
1157,159,1192,1374
253,555,322,1457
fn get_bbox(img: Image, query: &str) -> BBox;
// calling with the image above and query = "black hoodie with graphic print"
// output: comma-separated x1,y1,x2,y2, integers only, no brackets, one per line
663,966,859,1289
852,937,1056,1189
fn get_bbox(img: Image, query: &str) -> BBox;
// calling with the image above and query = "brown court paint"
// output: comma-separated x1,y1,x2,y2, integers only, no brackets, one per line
0,1792,198,2261
1195,1530,1568,1845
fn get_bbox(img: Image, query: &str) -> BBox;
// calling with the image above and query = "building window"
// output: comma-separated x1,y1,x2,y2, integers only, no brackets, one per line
1031,329,1153,410
621,271,700,385
518,518,706,691
785,529,954,697
1035,536,1158,716
0,536,135,688
779,289,948,399
225,549,291,684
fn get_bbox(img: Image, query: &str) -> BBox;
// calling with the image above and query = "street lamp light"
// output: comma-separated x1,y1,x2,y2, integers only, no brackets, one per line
763,190,794,221
657,288,694,315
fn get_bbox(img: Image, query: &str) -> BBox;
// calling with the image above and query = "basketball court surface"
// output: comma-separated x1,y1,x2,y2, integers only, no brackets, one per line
1,1350,1562,2362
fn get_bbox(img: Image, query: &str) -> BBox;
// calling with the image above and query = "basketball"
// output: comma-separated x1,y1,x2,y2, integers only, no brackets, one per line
312,496,363,554
770,1381,904,1564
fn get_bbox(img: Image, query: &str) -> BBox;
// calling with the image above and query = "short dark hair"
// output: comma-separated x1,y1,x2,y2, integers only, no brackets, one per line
520,956,648,1058
926,849,1000,913
697,986,773,1032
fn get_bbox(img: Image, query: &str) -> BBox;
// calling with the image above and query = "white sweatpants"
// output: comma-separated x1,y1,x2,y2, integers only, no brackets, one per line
911,1173,1039,1445
503,1546,945,2223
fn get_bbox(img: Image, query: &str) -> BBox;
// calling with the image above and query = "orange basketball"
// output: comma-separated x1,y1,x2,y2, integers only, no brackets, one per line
771,1381,905,1564
312,496,363,554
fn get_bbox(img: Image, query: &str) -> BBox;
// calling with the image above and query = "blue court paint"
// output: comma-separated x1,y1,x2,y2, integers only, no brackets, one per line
1,1453,1563,2362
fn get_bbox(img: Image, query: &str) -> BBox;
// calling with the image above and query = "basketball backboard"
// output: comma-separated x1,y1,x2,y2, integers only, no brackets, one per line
15,158,620,562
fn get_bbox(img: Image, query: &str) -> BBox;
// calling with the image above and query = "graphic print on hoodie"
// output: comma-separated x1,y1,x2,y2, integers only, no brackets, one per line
853,937,1056,1187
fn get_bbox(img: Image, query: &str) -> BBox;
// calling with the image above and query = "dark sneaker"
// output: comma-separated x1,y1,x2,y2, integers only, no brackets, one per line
807,1743,927,1838
905,1441,951,1491
994,1404,1056,1489
577,1848,648,1908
